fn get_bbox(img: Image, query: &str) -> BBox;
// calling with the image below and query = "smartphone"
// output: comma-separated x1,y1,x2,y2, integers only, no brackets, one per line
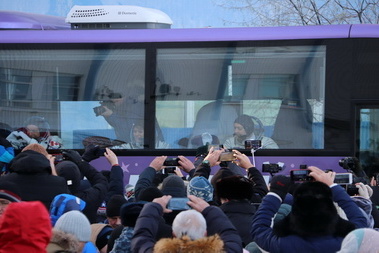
219,152,235,162
290,169,312,182
244,140,262,150
334,173,353,185
164,158,180,166
162,167,176,174
167,197,191,210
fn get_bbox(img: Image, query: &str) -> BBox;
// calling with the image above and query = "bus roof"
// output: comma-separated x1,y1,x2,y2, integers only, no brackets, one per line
0,13,379,43
0,10,70,30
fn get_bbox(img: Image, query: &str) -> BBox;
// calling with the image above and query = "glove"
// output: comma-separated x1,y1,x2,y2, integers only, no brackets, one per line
196,145,208,157
0,137,12,148
270,175,292,201
356,183,373,199
62,150,83,164
82,144,102,162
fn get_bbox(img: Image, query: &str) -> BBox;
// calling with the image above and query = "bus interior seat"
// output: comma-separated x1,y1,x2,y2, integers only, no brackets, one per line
187,101,238,148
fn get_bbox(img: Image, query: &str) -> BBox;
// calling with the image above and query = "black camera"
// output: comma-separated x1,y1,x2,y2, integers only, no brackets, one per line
338,157,356,171
290,169,313,182
245,140,262,150
93,100,116,117
262,163,282,174
163,158,180,166
346,184,359,196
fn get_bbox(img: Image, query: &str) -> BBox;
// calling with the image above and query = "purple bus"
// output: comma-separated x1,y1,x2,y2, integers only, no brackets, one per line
1,10,379,184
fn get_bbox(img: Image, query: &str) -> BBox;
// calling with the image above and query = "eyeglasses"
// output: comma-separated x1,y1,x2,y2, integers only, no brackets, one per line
0,200,11,207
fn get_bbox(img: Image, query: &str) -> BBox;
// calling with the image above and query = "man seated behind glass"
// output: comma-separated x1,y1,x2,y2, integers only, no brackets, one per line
223,114,278,149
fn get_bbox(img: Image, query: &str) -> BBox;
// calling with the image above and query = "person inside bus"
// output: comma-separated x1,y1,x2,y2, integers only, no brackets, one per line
223,114,279,149
122,120,169,149
94,84,165,146
6,116,63,150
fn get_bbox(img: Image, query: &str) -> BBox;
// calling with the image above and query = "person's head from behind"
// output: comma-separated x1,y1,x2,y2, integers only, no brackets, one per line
172,210,207,240
287,181,339,236
233,114,254,140
215,175,254,203
0,181,22,217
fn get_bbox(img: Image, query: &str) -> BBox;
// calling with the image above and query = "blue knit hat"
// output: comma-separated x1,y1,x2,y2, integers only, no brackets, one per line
54,210,91,242
50,194,86,226
187,176,214,202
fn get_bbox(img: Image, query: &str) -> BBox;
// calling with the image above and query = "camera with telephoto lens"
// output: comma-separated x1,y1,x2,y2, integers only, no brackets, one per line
338,157,356,171
163,157,180,166
93,100,116,117
262,163,282,174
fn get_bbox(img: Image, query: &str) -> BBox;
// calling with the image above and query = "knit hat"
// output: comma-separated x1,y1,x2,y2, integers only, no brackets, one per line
161,175,186,197
187,176,214,202
106,194,127,218
215,175,254,200
54,210,91,242
90,224,113,250
50,194,86,226
0,181,22,202
55,161,81,194
137,186,163,202
120,201,146,227
234,114,255,136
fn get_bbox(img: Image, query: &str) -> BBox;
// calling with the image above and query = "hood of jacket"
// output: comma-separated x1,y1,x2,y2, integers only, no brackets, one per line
47,229,80,253
0,201,52,253
154,234,224,253
9,150,51,174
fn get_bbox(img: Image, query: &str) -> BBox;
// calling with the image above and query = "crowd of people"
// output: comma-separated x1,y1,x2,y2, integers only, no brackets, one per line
1,119,379,252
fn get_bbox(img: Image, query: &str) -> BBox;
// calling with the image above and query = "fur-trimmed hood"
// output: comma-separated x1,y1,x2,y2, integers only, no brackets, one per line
46,229,80,253
154,234,224,253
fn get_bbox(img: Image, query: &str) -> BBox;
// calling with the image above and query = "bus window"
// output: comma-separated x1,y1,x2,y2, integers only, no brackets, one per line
155,46,325,149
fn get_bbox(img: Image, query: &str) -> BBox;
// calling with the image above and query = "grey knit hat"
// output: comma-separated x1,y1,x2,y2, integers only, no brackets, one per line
161,175,186,197
54,210,91,242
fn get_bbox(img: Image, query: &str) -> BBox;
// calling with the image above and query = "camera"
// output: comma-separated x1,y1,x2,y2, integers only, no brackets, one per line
93,100,116,117
290,169,312,182
334,173,353,185
219,152,235,162
245,140,262,150
167,197,191,210
299,164,307,170
262,163,282,174
163,158,180,166
338,157,356,171
346,184,359,196
162,167,176,174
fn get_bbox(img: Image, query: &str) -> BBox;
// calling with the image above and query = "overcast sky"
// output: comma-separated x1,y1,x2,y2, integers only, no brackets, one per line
0,0,244,28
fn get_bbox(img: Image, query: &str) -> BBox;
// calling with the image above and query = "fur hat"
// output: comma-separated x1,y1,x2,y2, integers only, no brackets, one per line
0,181,22,202
187,176,213,202
120,201,146,227
50,194,86,226
106,194,127,218
234,114,255,136
54,210,91,242
55,161,81,194
90,224,113,250
137,186,163,202
161,175,186,197
274,181,342,237
215,175,254,200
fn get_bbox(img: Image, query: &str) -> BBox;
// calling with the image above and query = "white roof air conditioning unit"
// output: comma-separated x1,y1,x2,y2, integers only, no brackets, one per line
66,5,173,29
